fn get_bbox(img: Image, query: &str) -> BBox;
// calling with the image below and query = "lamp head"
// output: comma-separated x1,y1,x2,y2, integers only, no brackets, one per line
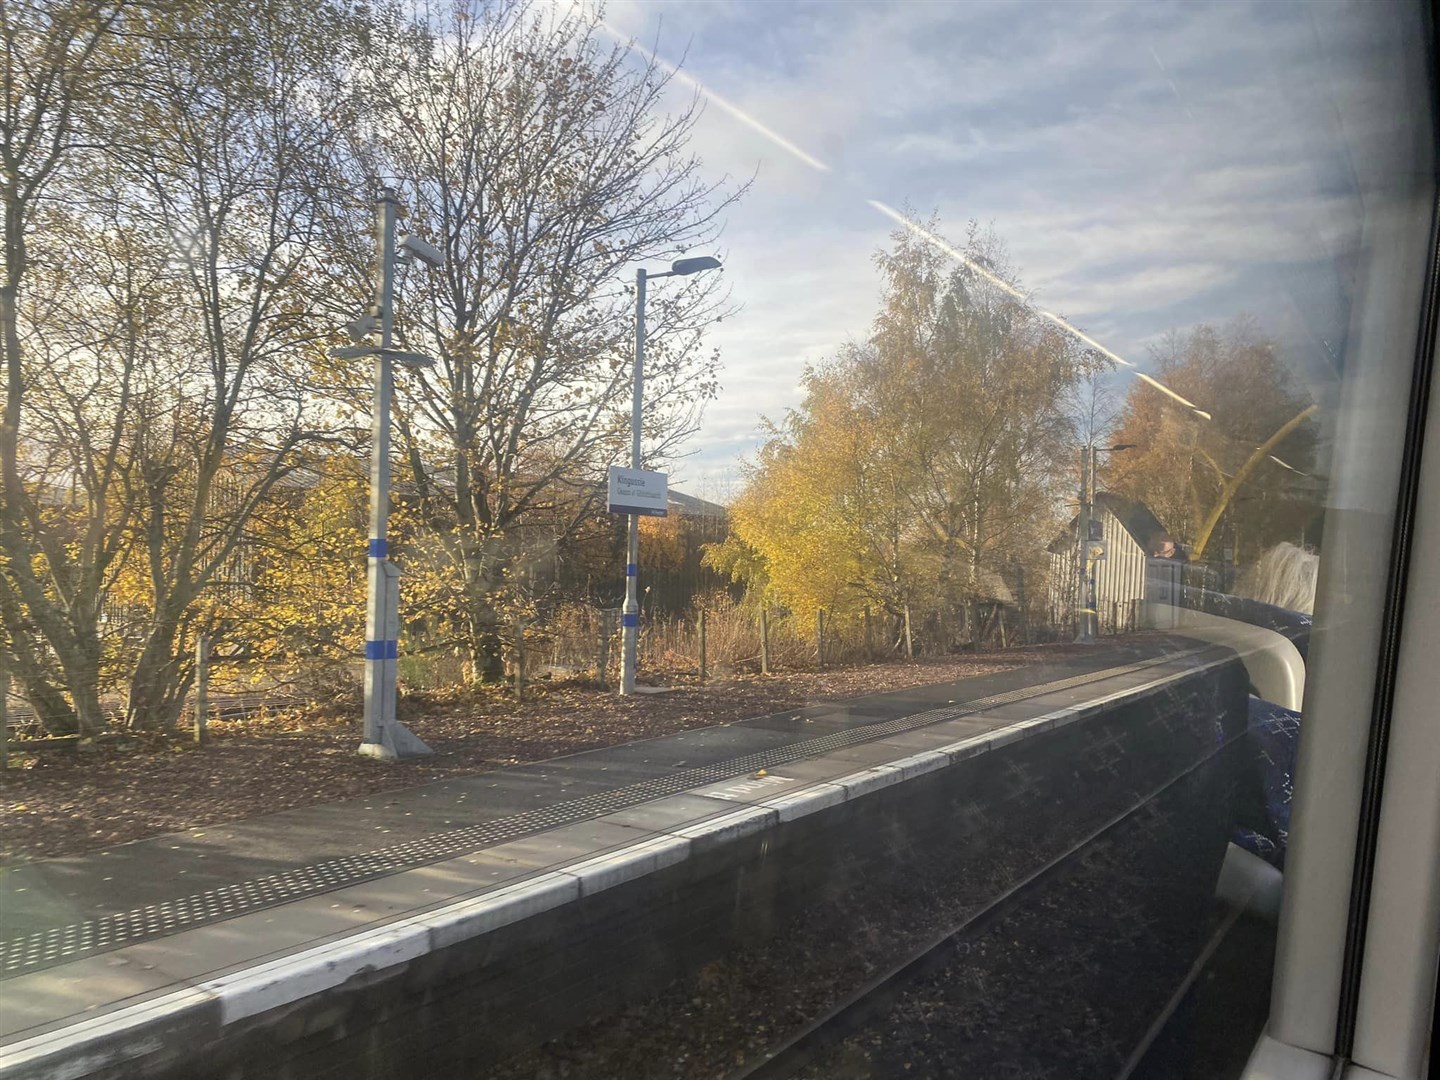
670,256,722,276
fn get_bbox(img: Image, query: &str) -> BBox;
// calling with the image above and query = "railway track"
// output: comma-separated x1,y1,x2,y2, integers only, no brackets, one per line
725,730,1252,1080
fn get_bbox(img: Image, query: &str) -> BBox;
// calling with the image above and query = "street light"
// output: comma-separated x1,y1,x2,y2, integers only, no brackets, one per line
1075,443,1135,642
332,186,441,760
620,256,722,696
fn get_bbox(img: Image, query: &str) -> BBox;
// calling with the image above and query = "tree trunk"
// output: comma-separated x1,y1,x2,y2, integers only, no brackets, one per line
57,643,106,738
467,607,506,683
0,592,78,734
1,586,106,736
513,620,525,701
125,614,192,732
13,667,76,736
461,557,506,682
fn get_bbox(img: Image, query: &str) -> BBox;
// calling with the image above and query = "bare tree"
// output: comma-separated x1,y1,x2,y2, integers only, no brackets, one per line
0,0,363,732
340,0,742,679
0,0,130,733
109,0,363,728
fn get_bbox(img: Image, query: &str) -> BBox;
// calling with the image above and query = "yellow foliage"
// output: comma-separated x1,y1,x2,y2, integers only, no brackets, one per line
234,454,368,666
721,361,912,622
638,514,687,571
715,219,1088,624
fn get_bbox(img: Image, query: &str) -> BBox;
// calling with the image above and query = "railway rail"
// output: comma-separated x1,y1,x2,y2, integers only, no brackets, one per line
726,727,1254,1080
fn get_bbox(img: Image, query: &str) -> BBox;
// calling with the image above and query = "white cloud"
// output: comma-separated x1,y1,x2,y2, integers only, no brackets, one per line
595,0,1401,474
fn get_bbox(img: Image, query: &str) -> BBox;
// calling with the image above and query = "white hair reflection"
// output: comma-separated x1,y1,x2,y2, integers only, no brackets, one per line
1236,542,1319,616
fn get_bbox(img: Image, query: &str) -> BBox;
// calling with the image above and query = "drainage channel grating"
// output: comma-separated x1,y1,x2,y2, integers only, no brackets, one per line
0,651,1202,976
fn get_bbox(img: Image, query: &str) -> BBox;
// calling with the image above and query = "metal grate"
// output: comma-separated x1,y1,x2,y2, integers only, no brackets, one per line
0,651,1200,976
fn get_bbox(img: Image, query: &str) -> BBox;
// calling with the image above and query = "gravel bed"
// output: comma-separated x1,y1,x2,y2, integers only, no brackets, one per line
482,708,1251,1080
800,764,1240,1079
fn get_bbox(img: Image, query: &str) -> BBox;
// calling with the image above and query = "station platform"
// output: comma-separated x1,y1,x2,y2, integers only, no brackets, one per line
0,636,1241,1079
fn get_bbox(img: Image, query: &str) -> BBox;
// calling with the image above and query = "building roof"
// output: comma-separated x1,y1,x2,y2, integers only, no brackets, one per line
667,489,727,518
974,567,1015,605
1048,491,1171,555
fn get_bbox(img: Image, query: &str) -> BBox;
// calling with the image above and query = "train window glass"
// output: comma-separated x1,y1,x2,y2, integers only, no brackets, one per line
0,1,1433,1078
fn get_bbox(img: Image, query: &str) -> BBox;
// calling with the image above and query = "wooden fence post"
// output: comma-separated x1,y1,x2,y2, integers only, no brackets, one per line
903,605,915,660
1017,568,1029,645
698,608,707,682
760,607,771,675
863,606,873,663
816,609,825,670
0,666,9,770
193,634,210,746
597,613,608,687
514,620,526,700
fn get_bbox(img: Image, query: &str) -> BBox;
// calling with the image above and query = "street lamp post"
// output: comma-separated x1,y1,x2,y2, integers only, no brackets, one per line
1075,443,1135,642
621,256,722,696
332,186,443,760
1076,445,1093,641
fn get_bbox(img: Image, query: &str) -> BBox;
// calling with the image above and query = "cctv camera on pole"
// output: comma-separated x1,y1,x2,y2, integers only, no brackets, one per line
398,234,445,269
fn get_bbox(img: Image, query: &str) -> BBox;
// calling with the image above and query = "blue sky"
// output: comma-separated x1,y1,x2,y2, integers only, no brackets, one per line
593,0,1397,496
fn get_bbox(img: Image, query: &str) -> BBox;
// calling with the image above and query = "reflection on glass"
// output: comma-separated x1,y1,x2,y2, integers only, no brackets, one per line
0,1,1432,1078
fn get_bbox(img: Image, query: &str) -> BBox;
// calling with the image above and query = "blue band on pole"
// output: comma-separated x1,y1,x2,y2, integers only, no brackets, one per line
368,538,387,558
364,639,398,660
626,563,638,576
622,613,639,628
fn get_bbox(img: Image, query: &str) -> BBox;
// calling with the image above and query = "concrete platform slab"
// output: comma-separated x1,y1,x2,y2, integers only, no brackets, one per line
479,819,651,870
60,893,385,994
758,780,850,822
594,792,739,833
0,952,186,1040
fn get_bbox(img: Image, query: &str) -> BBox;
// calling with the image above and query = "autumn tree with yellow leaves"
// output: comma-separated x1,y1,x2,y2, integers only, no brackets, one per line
0,0,737,732
711,221,1093,643
320,1,741,682
1108,320,1320,564
0,0,370,733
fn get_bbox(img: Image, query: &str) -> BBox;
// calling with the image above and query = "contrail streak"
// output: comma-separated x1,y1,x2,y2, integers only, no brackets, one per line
597,18,1316,457
869,200,1214,419
599,20,831,173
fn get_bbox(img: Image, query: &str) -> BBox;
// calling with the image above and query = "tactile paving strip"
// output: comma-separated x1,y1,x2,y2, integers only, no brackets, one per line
0,651,1203,976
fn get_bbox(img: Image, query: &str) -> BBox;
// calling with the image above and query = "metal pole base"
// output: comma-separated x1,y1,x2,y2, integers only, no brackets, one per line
358,720,433,761
620,620,638,695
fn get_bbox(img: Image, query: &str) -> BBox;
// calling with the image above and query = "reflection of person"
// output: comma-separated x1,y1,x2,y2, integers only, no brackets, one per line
1236,542,1318,615
1151,532,1187,562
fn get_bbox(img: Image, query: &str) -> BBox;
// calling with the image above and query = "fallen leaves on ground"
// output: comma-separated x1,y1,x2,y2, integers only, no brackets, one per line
0,648,1086,863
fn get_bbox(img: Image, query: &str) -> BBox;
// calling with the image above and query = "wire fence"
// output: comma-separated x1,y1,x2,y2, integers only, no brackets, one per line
5,580,1153,748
